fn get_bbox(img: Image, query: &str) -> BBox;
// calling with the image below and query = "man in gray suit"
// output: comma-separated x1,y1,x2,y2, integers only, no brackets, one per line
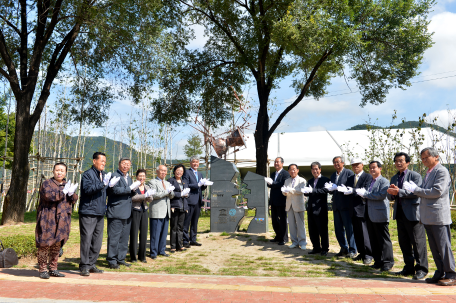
106,158,141,269
404,147,456,285
387,152,428,280
357,161,394,272
148,165,175,259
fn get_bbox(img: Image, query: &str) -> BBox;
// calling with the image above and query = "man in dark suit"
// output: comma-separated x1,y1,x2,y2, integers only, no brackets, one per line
341,158,373,265
302,161,330,256
328,156,356,258
265,157,290,245
182,156,207,247
106,158,140,269
387,152,428,280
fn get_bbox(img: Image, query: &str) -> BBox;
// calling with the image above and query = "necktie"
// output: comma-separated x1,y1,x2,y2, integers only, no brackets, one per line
162,180,166,189
194,171,198,182
354,175,359,187
100,173,103,182
292,178,295,187
274,171,279,181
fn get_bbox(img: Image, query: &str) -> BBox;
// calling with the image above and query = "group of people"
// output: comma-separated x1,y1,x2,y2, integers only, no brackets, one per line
35,153,208,279
267,147,455,286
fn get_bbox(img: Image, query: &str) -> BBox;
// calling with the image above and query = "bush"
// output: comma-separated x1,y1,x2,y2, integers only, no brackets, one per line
1,235,37,258
451,210,456,230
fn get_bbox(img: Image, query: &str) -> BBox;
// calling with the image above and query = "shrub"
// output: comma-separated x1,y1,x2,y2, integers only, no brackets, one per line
1,235,37,258
451,210,456,230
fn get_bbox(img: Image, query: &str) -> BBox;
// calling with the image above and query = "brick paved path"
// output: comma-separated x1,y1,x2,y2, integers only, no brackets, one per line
2,269,456,302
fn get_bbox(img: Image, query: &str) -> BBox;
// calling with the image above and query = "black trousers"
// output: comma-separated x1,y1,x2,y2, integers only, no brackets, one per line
366,213,394,269
170,209,186,249
79,215,104,271
107,217,131,266
183,204,200,244
129,210,148,261
352,214,372,259
307,211,329,252
271,204,288,242
396,206,428,273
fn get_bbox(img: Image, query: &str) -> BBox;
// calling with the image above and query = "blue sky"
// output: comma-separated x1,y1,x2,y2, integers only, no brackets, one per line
55,0,456,160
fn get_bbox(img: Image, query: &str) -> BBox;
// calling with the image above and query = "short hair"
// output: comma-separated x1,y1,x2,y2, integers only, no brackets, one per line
275,157,284,163
53,162,67,172
421,147,439,158
288,163,298,170
394,152,411,163
310,161,321,169
190,156,199,163
93,152,106,160
332,156,343,163
136,169,147,177
369,160,382,168
118,157,131,164
173,163,186,175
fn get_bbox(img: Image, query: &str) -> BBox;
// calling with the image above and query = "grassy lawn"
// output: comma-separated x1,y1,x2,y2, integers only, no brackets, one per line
1,209,454,279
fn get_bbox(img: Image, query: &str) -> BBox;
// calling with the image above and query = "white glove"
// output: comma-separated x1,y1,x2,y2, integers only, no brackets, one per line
109,176,121,187
198,179,203,187
403,181,417,193
130,180,141,190
265,177,273,185
68,183,79,196
356,188,367,197
63,181,72,195
145,188,156,198
281,186,293,193
324,182,337,192
337,185,348,193
103,172,112,186
289,188,296,194
167,185,175,193
204,179,214,186
344,186,353,195
181,188,191,196
301,186,313,194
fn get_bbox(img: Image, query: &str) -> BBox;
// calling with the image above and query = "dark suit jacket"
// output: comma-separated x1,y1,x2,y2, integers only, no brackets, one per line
168,177,189,211
304,176,330,216
79,166,107,216
330,168,354,211
345,172,372,217
267,169,291,207
182,169,207,206
106,169,134,220
387,170,422,222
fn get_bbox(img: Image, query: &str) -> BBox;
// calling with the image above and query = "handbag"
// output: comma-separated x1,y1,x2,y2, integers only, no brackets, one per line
0,239,19,268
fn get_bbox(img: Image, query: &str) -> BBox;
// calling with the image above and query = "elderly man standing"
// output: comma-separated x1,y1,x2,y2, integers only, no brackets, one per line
182,156,207,247
403,147,455,285
106,158,140,269
302,162,330,256
282,164,307,250
148,165,174,259
387,152,428,280
341,158,373,265
328,156,356,258
357,161,394,272
265,157,291,245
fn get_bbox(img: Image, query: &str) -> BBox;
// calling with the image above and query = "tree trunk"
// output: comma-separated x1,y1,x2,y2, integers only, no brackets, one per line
254,90,270,177
1,101,33,224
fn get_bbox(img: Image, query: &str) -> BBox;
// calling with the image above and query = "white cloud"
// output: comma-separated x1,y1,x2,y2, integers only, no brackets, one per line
426,108,456,129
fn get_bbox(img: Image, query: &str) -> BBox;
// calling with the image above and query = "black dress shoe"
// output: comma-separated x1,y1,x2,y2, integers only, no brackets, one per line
335,250,348,257
320,251,328,256
89,267,104,273
160,253,170,257
278,241,285,245
270,239,279,242
109,264,120,269
141,259,147,263
363,257,373,265
352,254,363,261
190,242,202,246
150,255,157,259
49,270,65,277
394,269,414,277
183,243,191,248
308,250,321,255
118,262,132,267
39,271,50,279
370,264,381,269
413,270,427,280
426,275,444,284
80,269,90,276
380,266,392,272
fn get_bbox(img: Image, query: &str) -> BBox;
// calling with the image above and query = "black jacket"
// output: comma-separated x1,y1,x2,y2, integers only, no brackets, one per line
330,168,354,211
79,166,107,216
345,172,372,217
106,169,134,220
267,169,290,207
168,177,189,211
182,169,207,206
305,176,330,215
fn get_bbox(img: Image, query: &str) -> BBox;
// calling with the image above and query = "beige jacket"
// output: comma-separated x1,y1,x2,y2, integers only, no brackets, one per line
283,176,307,212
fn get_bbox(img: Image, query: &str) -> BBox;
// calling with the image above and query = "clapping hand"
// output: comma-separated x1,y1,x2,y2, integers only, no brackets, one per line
63,181,72,195
144,188,156,198
109,176,121,187
181,188,191,197
301,185,313,194
264,177,273,185
103,172,112,186
403,181,417,193
167,185,175,193
337,185,348,193
356,188,367,197
68,183,79,196
281,186,293,194
343,186,353,195
130,180,141,190
324,182,337,192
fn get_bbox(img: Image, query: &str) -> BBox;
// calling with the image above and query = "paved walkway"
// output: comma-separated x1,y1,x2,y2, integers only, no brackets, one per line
2,269,456,302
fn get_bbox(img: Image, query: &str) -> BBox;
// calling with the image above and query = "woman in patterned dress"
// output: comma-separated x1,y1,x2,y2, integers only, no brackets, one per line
35,162,78,279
